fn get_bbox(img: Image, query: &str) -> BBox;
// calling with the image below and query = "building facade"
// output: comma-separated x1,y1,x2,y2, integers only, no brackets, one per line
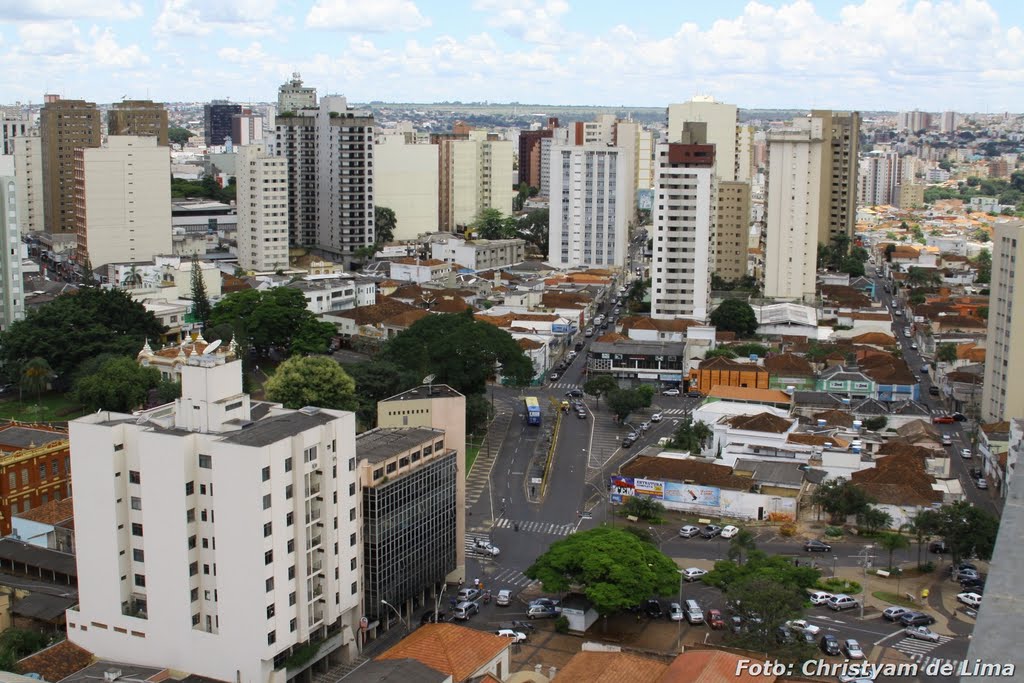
982,221,1024,423
13,135,44,234
374,134,439,240
73,136,172,269
858,150,902,207
232,111,265,147
430,236,526,271
66,352,363,682
438,132,514,232
40,96,101,235
0,423,71,537
1,109,31,156
1,174,25,330
204,101,241,147
277,73,317,113
650,141,716,321
108,101,169,146
236,145,290,272
667,97,739,182
714,180,751,283
814,110,860,244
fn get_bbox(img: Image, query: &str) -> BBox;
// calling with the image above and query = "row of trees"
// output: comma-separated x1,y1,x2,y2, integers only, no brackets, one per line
818,234,870,277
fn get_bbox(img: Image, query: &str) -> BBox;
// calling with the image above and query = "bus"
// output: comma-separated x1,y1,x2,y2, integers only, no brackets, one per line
524,397,542,426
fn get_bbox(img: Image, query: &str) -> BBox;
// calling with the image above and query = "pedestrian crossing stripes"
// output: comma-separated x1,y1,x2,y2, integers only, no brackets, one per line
492,518,575,536
550,382,582,390
660,408,691,415
893,633,954,659
488,567,539,589
465,532,498,559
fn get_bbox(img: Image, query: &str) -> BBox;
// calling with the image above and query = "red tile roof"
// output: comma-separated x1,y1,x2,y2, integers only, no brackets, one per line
557,651,668,683
661,650,776,682
376,623,508,682
16,497,74,525
16,639,93,681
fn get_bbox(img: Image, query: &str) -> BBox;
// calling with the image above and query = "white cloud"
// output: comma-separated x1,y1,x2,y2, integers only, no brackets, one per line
89,26,148,67
472,0,569,44
217,42,269,64
3,0,142,21
17,21,81,55
153,0,288,37
305,0,431,32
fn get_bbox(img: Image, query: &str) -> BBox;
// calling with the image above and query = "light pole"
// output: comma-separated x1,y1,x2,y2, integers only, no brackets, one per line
381,599,410,632
433,584,447,621
676,569,685,651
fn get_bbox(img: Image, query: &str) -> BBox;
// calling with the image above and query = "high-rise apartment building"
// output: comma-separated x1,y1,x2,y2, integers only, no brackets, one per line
437,131,513,232
650,140,716,321
74,136,172,269
1,172,25,330
982,220,1024,423
374,133,439,240
939,111,957,134
715,180,751,283
108,101,169,146
40,95,101,234
236,145,290,272
1,109,31,155
667,96,740,182
232,110,265,147
898,110,931,132
517,118,558,188
572,115,642,210
813,110,860,243
859,150,903,207
898,183,925,209
66,350,363,681
204,100,242,147
13,135,44,233
273,93,375,261
547,142,632,270
277,73,317,112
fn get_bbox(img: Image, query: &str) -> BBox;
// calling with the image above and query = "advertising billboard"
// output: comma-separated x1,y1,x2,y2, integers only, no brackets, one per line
609,476,720,508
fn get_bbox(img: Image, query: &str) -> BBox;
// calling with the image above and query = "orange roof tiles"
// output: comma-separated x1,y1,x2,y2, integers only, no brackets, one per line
850,332,897,345
16,640,93,681
556,651,668,683
662,650,776,683
16,497,74,525
707,386,792,404
726,412,794,434
375,623,508,682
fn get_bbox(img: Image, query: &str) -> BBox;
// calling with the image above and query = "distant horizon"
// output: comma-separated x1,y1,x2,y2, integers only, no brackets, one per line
3,1,1024,111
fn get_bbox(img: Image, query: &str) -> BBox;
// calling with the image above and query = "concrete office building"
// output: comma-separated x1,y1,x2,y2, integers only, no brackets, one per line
66,349,363,682
898,183,925,209
278,73,317,113
377,385,467,583
272,93,375,262
898,110,931,132
1,109,32,155
1,172,25,330
374,134,439,240
204,100,242,147
939,111,957,134
715,180,751,283
547,142,632,270
859,150,903,207
74,136,172,269
13,135,44,233
236,145,290,272
437,131,514,232
232,110,265,147
736,124,756,184
650,140,716,321
356,428,457,631
40,95,101,235
982,221,1024,423
108,101,169,146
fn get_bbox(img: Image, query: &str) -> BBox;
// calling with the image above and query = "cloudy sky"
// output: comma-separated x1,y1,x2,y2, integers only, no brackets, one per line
2,0,1023,111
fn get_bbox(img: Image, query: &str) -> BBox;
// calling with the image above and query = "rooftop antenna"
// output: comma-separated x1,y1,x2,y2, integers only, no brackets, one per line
422,373,436,394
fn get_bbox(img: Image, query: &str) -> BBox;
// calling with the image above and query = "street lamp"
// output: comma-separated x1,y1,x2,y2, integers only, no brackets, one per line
433,584,447,622
676,569,685,651
381,599,410,631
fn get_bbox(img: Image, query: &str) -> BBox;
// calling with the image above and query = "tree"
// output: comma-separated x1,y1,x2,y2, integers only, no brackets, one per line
730,343,769,358
667,417,710,454
857,506,893,534
862,416,887,431
343,359,421,429
625,278,648,312
877,532,910,570
726,575,808,652
264,356,358,411
190,255,212,330
583,375,619,408
809,478,872,524
472,208,517,240
520,209,549,254
74,357,162,412
525,527,680,616
905,266,941,289
374,206,397,245
20,357,53,404
839,255,866,277
209,288,334,358
703,348,738,359
702,551,821,592
606,387,645,423
381,310,534,395
709,299,758,337
936,342,959,365
122,264,143,288
168,126,194,146
0,287,165,390
932,500,1000,562
727,529,758,565
973,248,991,284
903,509,940,569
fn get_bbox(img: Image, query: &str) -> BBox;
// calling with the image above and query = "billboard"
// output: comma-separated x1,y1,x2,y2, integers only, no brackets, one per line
637,189,654,210
610,476,721,508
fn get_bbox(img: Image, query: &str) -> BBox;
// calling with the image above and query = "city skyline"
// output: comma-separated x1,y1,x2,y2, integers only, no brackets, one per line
2,0,1024,112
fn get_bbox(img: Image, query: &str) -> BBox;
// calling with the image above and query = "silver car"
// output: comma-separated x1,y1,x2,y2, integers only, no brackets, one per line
679,525,700,538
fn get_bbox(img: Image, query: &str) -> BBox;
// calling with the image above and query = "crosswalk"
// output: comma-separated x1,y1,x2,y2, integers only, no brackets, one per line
488,566,539,589
548,382,582,390
492,518,575,536
465,532,498,559
893,633,954,660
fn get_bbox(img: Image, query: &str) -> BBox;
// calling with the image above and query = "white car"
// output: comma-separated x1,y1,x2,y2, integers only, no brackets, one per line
668,602,684,621
496,589,511,606
785,619,821,636
957,592,982,608
721,525,740,539
808,591,833,606
843,639,865,660
681,567,708,581
651,412,663,422
494,629,527,643
662,388,681,396
960,448,972,459
474,540,500,556
905,625,940,642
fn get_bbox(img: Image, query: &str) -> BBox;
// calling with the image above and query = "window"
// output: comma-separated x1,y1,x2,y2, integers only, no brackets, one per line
350,557,357,570
131,523,143,537
288,565,295,580
350,532,356,547
262,466,270,482
134,574,146,587
349,507,356,521
192,613,200,626
266,577,274,592
263,494,272,510
130,496,142,511
267,631,276,645
200,509,208,522
290,618,297,632
351,581,358,595
129,470,141,484
263,522,273,537
285,484,293,500
39,464,46,480
190,562,198,576
304,446,317,462
266,604,275,618
349,482,356,496
185,481,194,495
52,460,59,476
7,473,14,489
289,592,296,606
286,512,294,526
188,535,197,549
265,550,273,565
204,564,210,575
348,457,355,471
133,548,144,562
284,457,292,472
190,587,199,602
287,538,294,553
198,454,212,469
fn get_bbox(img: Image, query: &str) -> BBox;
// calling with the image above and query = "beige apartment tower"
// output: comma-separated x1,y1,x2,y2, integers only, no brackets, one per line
74,136,171,269
812,109,860,244
715,181,751,283
108,100,169,146
41,96,101,234
236,145,290,272
982,221,1024,423
374,133,440,240
13,135,44,233
438,132,513,232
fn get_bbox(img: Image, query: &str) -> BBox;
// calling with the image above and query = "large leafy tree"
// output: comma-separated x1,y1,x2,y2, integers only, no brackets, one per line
703,551,821,592
583,375,618,408
932,500,999,562
520,209,549,253
810,478,873,524
525,527,679,616
668,417,711,454
472,208,518,240
726,576,808,653
380,310,534,394
606,387,646,423
343,359,421,428
857,506,893,533
0,288,165,389
374,206,397,245
264,356,357,411
936,342,959,364
877,532,910,570
903,510,940,569
727,528,758,565
74,357,162,413
709,299,758,337
209,288,334,358
20,358,54,404
905,266,942,289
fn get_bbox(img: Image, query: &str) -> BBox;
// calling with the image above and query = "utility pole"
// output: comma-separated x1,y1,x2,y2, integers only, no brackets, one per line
854,545,875,619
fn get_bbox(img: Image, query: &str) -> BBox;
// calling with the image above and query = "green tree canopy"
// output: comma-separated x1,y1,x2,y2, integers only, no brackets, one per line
343,359,421,429
932,500,999,562
374,206,397,245
264,356,357,411
877,532,910,569
726,575,809,654
168,126,194,146
520,209,549,253
936,342,959,364
525,527,680,616
583,375,618,401
857,506,893,533
380,310,534,395
972,248,991,284
727,528,758,565
606,387,646,423
20,357,54,403
209,288,334,358
810,478,873,524
702,550,821,592
472,208,518,240
709,299,758,337
0,287,165,388
905,266,942,288
668,417,711,454
190,255,212,330
74,357,162,413
903,509,940,568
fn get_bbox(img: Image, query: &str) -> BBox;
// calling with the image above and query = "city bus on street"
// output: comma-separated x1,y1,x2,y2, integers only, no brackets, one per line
524,397,542,426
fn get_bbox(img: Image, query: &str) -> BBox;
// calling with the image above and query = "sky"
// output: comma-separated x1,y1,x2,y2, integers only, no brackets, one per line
2,0,1024,112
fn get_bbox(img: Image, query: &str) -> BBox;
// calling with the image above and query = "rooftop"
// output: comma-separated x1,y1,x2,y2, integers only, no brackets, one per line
375,623,509,682
0,538,77,577
343,658,449,683
14,640,92,682
725,412,794,434
218,409,339,447
57,661,167,683
0,424,68,452
619,456,753,491
706,386,792,404
555,651,667,683
356,427,447,464
15,497,74,526
381,384,464,402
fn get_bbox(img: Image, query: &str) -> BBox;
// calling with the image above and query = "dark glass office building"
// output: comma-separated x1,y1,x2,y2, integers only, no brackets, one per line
204,100,241,146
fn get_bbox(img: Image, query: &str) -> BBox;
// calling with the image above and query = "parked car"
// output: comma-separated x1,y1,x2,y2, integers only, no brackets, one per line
776,626,796,645
961,448,973,459
496,589,512,606
970,467,984,479
929,385,941,396
700,525,722,539
808,591,833,606
721,525,740,539
952,412,967,421
668,602,684,621
457,588,481,602
420,610,446,624
549,372,560,381
454,601,479,620
920,364,930,373
729,615,744,634
682,567,708,581
584,328,594,337
960,580,985,593
527,605,559,619
686,390,704,398
565,389,583,398
843,639,865,659
956,592,982,608
804,539,833,552
650,412,663,422
828,594,859,611
494,629,527,643
645,599,664,619
662,388,681,396
707,609,725,629
785,619,821,636
640,421,651,432
904,625,940,642
678,525,700,538
929,540,949,554
820,634,842,656
899,611,936,627
622,436,636,448
976,478,989,490
530,598,558,609
955,568,981,583
883,606,912,622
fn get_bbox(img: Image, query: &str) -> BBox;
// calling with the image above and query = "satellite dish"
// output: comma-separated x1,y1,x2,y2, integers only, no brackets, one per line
422,374,436,385
203,339,222,355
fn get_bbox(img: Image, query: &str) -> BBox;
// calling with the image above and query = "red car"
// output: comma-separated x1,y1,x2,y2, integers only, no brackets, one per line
708,609,725,629
932,415,955,424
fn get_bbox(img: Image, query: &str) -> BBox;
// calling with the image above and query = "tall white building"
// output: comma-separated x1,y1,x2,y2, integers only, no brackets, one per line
763,118,824,301
66,349,362,682
277,73,317,112
273,91,375,263
74,136,171,269
13,135,44,233
547,142,632,269
1,109,31,156
650,142,716,321
859,150,903,207
1,171,25,330
982,221,1024,423
374,133,439,240
939,111,957,134
237,145,290,272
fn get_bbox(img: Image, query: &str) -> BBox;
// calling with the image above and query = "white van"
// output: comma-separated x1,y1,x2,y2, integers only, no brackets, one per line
685,599,704,624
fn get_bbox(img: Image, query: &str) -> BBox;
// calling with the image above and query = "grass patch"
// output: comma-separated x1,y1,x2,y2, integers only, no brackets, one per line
873,591,916,607
465,440,482,473
817,578,863,595
0,393,87,422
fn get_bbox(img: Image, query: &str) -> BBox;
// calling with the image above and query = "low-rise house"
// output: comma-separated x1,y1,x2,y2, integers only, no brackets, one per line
978,421,1011,494
11,497,75,554
850,451,953,528
390,257,453,284
375,623,511,682
751,302,824,339
764,353,815,391
705,386,792,410
430,236,526,271
690,357,769,395
816,365,875,398
586,338,685,387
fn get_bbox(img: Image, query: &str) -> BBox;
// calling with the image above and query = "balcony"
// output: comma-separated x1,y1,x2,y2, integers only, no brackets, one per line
306,535,322,550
